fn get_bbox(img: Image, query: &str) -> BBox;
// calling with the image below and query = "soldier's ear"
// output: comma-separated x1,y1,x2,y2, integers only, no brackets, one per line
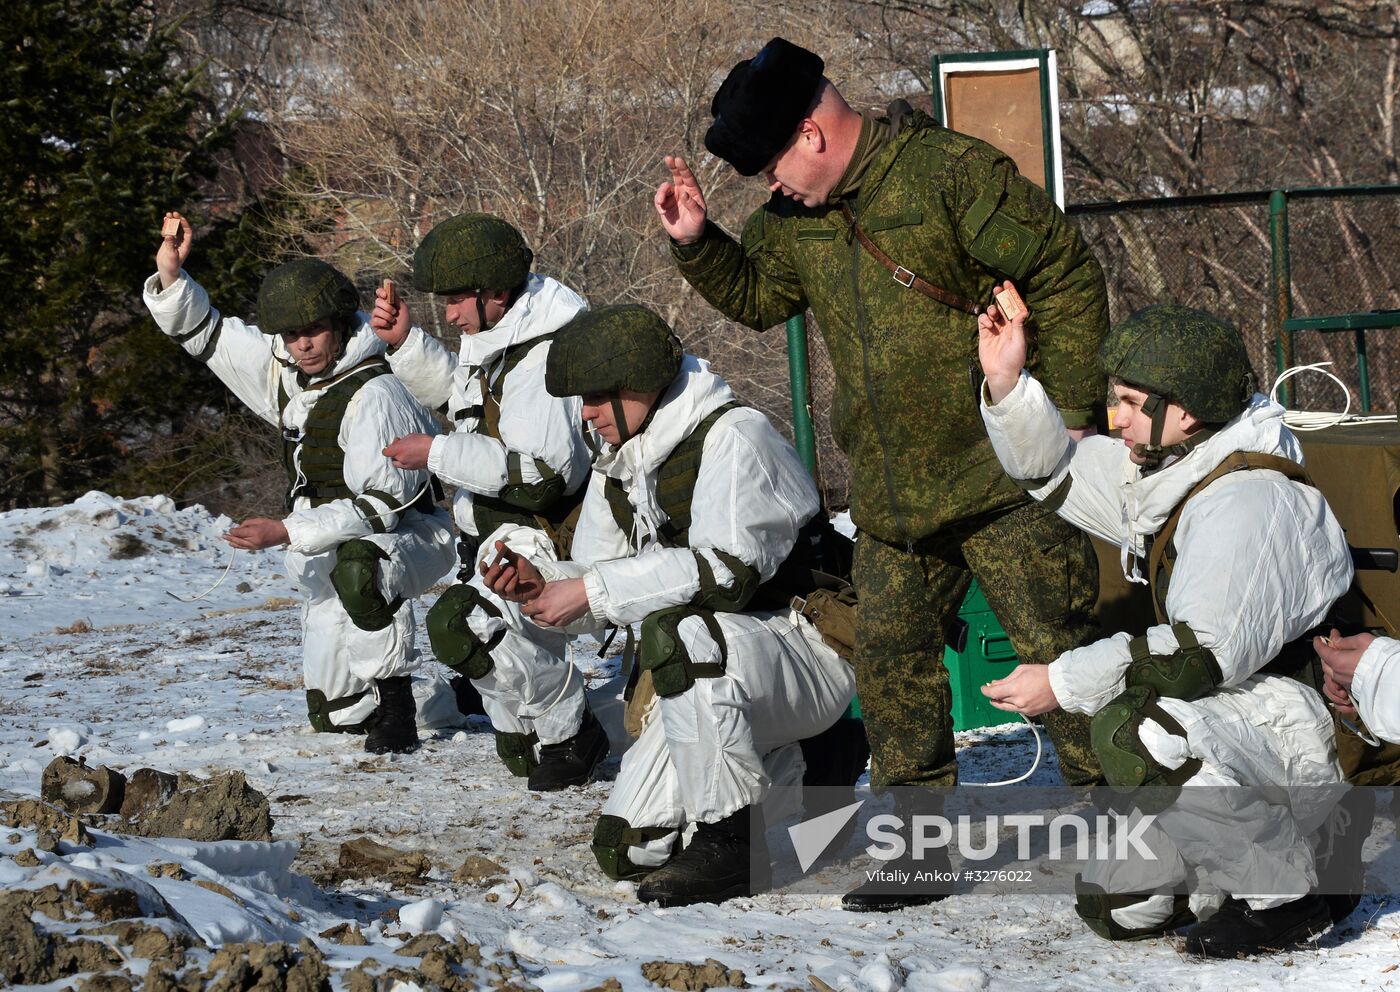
799,117,826,154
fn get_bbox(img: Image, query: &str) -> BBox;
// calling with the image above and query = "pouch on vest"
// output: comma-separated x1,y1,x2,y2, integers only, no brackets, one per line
330,540,403,631
623,670,658,740
793,584,859,662
638,607,728,698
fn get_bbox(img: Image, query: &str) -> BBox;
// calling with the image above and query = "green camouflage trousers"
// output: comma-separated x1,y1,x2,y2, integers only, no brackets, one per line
854,498,1103,789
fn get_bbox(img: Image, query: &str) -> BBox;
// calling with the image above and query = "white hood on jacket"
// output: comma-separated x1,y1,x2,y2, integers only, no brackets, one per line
1117,393,1303,581
592,355,737,548
460,274,588,372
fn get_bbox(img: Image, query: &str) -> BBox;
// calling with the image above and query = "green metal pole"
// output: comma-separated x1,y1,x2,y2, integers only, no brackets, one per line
786,314,817,477
1355,329,1372,411
1269,190,1293,407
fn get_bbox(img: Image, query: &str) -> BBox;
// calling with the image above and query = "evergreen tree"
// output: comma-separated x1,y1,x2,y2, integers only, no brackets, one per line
0,0,248,507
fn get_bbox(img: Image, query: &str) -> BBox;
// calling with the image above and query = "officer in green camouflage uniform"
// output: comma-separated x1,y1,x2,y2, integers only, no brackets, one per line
655,38,1108,910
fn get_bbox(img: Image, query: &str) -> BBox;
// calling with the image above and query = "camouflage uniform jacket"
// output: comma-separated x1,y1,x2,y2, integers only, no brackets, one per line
673,110,1108,546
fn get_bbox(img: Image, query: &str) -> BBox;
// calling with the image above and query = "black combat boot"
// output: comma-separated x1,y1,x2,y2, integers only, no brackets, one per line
842,793,954,912
527,707,610,791
841,842,954,912
364,676,420,755
449,675,487,718
637,806,770,907
1181,894,1332,957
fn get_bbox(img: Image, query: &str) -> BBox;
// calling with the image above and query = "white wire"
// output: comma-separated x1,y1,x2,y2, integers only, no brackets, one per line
1270,362,1398,431
961,713,1044,787
167,481,432,604
167,547,240,603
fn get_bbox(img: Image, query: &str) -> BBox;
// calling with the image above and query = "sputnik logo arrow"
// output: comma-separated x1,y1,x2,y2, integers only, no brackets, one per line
787,800,864,872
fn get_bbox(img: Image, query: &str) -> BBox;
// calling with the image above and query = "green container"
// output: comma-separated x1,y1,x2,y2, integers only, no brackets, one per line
944,580,1021,731
841,580,1020,731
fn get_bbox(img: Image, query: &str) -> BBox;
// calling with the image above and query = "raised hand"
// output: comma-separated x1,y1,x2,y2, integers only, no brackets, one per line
156,212,192,290
371,284,411,349
654,155,709,245
977,280,1031,405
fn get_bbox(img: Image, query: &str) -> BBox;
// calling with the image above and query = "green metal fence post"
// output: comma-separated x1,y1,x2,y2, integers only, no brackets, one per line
1355,327,1372,411
786,314,817,477
1269,189,1294,406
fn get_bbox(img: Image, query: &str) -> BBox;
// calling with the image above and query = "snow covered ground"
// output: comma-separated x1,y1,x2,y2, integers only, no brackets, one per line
3,492,1399,990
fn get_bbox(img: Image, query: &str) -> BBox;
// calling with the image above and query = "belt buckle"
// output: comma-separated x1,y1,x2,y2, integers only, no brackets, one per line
893,266,916,288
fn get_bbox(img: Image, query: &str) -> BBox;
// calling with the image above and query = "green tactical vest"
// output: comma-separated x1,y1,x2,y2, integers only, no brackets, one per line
462,335,584,554
603,402,741,549
1145,450,1322,684
279,359,391,508
602,401,849,615
279,358,438,523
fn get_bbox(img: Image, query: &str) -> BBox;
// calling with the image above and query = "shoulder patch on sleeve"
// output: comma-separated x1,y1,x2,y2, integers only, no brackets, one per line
968,212,1043,281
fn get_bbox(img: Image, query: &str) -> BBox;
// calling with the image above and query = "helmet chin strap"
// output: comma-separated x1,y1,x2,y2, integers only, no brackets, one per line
1132,393,1217,471
609,393,660,447
475,294,490,334
610,395,634,446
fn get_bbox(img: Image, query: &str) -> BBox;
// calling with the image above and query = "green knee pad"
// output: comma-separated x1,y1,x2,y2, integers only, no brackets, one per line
591,814,674,881
639,607,726,698
305,688,372,734
330,540,403,631
1074,875,1195,941
495,729,539,777
426,584,501,679
1091,685,1200,809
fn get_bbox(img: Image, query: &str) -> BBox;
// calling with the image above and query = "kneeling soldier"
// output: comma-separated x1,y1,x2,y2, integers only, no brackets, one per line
144,213,457,753
482,304,857,906
374,213,607,789
978,299,1353,956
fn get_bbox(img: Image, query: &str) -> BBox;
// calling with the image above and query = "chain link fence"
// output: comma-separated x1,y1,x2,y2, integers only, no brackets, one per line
790,186,1400,511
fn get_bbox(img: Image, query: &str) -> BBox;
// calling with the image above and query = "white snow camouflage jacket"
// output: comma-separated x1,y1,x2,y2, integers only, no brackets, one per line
143,270,440,556
981,371,1353,716
384,274,591,539
540,355,821,629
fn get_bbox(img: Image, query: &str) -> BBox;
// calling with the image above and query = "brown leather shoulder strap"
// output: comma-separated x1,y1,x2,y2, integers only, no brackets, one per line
839,203,982,315
1148,451,1313,622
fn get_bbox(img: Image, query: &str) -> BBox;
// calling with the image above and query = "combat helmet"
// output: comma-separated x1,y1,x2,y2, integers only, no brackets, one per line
412,213,533,296
1100,304,1255,467
257,258,360,338
546,304,683,445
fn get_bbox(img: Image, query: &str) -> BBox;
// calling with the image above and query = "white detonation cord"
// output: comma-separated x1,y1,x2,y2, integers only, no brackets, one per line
167,481,431,603
961,713,1044,787
1271,362,1398,431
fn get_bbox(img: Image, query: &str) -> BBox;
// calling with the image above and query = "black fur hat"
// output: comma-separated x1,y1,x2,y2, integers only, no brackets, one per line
704,38,825,176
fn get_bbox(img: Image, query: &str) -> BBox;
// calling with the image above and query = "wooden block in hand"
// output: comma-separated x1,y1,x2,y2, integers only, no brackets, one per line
161,216,181,238
994,284,1027,321
382,278,397,307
